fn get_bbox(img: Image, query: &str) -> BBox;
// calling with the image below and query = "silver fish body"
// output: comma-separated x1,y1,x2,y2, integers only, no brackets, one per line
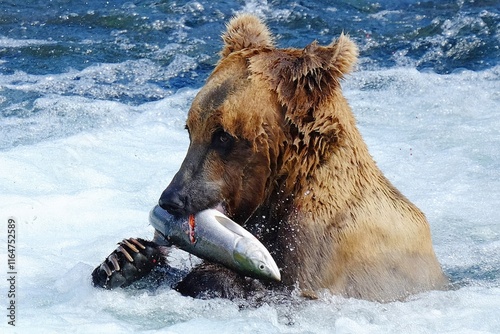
149,205,281,281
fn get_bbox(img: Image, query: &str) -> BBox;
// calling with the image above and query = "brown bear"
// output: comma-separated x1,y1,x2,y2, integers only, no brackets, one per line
93,14,448,302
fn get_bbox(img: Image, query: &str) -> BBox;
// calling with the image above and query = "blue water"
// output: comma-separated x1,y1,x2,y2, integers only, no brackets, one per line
1,1,499,333
2,0,498,91
1,0,498,149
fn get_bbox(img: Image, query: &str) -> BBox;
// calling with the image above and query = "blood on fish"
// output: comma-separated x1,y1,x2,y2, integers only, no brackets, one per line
188,214,196,243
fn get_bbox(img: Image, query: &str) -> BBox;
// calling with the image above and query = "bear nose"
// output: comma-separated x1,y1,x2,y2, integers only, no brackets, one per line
159,187,187,216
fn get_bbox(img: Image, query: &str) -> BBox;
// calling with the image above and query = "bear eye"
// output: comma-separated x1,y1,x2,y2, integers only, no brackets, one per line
211,129,234,153
218,132,230,143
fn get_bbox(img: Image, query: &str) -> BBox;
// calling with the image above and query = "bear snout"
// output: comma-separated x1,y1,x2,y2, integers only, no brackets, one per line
158,164,223,217
159,185,188,217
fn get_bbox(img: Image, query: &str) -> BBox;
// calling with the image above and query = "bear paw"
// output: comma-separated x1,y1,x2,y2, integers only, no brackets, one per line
175,262,258,300
92,238,164,290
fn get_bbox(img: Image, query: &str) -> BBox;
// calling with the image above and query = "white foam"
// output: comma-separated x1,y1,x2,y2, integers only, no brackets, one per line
0,36,56,48
238,0,292,21
1,59,172,100
1,66,499,333
0,59,201,148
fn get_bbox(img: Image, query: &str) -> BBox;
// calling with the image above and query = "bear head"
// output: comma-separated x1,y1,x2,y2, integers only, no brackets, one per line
159,13,358,224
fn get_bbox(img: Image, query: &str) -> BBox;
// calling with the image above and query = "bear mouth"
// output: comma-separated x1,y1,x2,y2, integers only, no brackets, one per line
213,202,227,215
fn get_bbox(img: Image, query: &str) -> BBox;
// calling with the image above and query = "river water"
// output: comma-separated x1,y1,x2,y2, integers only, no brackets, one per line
1,0,499,333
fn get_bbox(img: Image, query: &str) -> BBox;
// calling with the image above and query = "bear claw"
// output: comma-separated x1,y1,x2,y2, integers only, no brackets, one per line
92,238,164,289
100,262,113,276
129,238,146,250
118,245,135,262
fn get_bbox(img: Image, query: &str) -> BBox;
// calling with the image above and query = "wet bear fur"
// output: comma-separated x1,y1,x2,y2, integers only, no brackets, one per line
157,13,448,302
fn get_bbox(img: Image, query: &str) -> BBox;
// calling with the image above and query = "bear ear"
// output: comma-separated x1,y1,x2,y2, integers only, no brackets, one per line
249,33,358,115
325,33,358,77
221,14,274,58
